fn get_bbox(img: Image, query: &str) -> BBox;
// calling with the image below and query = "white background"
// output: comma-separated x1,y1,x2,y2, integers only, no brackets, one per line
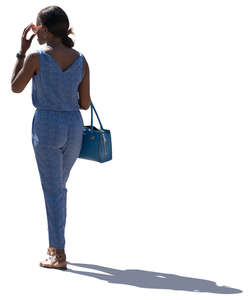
1,0,248,298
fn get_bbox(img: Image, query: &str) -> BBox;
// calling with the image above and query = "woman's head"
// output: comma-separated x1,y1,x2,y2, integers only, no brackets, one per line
36,6,74,48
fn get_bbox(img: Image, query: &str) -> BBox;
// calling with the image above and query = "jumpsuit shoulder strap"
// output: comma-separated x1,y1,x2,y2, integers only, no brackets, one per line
36,49,45,73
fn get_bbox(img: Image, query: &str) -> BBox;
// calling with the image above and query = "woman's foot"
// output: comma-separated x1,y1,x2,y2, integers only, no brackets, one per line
40,247,67,270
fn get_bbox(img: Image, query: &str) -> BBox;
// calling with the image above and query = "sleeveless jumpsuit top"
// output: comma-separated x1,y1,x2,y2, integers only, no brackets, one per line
32,49,85,111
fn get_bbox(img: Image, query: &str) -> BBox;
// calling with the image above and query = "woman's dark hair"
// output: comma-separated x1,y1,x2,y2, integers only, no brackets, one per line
38,6,75,48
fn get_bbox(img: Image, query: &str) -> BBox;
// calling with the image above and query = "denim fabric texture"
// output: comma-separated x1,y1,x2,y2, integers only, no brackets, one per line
31,49,85,249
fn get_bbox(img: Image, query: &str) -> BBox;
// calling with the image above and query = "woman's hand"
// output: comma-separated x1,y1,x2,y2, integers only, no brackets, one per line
20,23,37,55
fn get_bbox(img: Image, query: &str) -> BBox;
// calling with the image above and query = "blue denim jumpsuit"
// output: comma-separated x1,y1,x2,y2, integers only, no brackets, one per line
31,49,85,249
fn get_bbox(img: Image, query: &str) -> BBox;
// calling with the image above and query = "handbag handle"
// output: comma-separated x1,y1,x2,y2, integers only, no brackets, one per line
90,100,104,131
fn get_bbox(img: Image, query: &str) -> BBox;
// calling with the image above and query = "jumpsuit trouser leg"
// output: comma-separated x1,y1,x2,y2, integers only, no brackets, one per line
31,109,83,249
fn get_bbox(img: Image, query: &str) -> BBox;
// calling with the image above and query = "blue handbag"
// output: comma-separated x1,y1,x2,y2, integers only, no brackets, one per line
78,101,112,163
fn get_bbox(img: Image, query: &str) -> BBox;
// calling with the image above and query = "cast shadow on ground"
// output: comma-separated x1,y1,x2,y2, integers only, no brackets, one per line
61,262,242,294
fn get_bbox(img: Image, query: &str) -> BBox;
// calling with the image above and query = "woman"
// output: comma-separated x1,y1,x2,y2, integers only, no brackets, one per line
11,6,91,270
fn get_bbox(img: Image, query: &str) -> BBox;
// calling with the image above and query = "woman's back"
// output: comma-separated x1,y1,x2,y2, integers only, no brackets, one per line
32,47,85,111
36,47,82,74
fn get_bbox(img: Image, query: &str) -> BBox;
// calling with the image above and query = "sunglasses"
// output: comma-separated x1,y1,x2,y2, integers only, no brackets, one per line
31,24,42,33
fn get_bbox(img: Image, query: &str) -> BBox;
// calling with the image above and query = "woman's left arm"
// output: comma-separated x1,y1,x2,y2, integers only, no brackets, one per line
11,53,37,93
11,23,37,93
